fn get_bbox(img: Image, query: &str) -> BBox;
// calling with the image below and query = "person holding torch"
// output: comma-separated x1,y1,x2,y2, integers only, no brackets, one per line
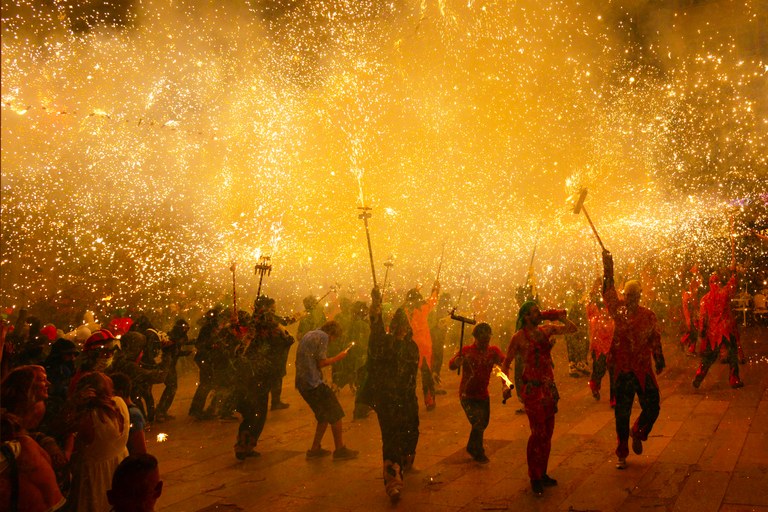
601,249,665,470
448,322,505,464
501,302,576,497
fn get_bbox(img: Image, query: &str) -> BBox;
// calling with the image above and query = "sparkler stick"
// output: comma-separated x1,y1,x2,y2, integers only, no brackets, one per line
317,285,338,303
357,206,377,287
382,257,394,294
436,242,446,281
254,255,272,299
230,261,238,324
450,308,476,375
492,365,515,403
573,188,607,251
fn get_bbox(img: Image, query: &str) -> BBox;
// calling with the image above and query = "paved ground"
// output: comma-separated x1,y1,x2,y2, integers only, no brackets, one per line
148,324,768,512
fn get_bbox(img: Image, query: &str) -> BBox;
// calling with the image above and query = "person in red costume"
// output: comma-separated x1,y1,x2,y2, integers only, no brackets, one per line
680,265,702,355
586,278,615,404
501,301,576,497
694,267,744,389
448,322,505,464
402,280,440,411
602,250,665,470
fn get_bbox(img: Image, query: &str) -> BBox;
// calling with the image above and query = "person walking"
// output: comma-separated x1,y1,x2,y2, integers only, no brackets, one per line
448,322,505,464
502,302,576,496
602,250,666,470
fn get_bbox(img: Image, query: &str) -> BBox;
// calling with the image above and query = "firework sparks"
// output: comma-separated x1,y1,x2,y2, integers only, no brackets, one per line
1,1,765,322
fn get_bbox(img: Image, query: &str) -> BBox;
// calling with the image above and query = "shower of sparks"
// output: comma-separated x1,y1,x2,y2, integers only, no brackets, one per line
156,433,168,443
1,1,766,329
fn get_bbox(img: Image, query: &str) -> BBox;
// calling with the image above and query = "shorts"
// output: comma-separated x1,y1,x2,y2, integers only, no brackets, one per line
299,382,345,424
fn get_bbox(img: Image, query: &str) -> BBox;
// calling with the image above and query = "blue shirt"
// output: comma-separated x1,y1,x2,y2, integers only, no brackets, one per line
295,329,329,391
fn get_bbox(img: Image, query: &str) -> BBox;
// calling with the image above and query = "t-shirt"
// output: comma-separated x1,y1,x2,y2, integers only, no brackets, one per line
128,404,145,434
295,329,329,392
451,343,505,400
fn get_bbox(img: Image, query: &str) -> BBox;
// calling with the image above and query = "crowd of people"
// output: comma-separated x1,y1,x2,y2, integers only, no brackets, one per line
0,248,753,508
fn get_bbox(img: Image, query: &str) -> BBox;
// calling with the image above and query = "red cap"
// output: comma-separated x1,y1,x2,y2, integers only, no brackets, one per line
40,325,57,341
83,328,117,352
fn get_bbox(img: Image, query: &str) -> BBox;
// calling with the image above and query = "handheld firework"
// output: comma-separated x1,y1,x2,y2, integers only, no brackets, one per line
573,188,607,251
450,308,476,375
357,206,377,287
493,365,515,404
254,255,272,299
230,261,238,324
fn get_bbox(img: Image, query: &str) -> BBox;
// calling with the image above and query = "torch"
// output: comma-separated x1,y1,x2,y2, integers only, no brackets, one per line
436,242,446,282
357,206,377,287
230,261,238,324
450,308,476,375
382,257,394,295
573,188,607,251
254,255,272,299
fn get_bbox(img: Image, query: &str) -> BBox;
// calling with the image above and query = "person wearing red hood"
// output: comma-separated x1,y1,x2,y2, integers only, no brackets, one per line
694,268,744,389
402,280,440,411
602,250,665,470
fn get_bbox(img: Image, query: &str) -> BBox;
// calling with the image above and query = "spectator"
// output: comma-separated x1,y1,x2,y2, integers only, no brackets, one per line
65,371,129,512
111,373,148,455
107,453,163,512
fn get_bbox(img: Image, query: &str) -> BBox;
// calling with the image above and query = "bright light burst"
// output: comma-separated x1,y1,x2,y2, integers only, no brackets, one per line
1,1,766,328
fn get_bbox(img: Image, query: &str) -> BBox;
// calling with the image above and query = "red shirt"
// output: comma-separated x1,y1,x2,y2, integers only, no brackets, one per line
450,343,505,400
699,274,738,351
587,303,614,356
603,287,662,390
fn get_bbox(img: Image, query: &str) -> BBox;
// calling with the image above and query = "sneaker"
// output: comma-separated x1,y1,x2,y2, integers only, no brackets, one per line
271,402,290,410
631,433,643,455
388,488,401,503
333,446,359,461
592,390,601,401
692,377,702,389
616,457,627,469
474,454,490,464
235,450,260,460
531,479,544,496
731,380,744,389
426,403,436,412
306,447,332,459
541,474,558,487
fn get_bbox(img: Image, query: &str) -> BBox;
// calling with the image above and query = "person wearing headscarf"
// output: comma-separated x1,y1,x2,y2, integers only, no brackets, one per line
602,250,665,470
694,267,744,389
501,300,576,497
358,287,420,502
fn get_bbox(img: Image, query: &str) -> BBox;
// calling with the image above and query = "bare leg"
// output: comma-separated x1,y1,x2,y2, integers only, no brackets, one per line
330,419,344,450
312,422,328,450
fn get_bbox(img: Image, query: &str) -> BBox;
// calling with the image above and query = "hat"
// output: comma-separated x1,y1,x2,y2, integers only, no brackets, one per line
405,288,423,303
50,338,79,357
84,329,117,352
39,324,58,342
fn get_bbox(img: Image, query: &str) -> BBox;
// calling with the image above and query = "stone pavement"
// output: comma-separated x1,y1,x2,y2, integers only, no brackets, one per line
148,325,768,512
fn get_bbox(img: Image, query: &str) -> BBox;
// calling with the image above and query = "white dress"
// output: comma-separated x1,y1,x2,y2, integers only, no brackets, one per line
69,396,130,512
